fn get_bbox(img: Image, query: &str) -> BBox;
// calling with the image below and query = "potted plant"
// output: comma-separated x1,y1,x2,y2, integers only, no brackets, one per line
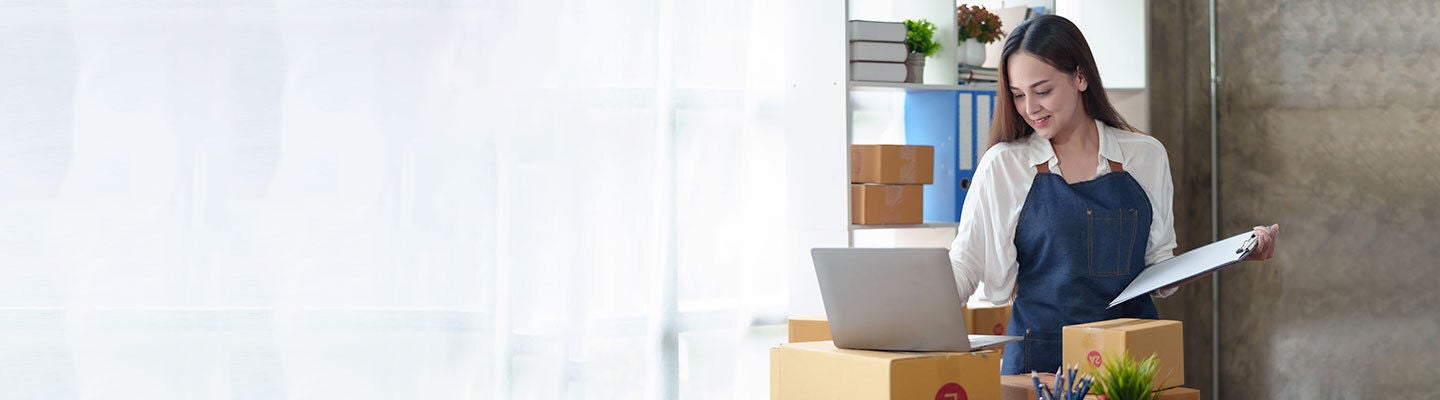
1092,352,1165,400
902,19,941,84
955,4,1004,66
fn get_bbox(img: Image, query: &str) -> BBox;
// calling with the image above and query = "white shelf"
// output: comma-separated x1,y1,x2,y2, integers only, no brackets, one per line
847,81,998,92
849,221,960,230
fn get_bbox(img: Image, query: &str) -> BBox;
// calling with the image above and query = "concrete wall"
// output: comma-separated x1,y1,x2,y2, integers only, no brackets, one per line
1148,1,1440,398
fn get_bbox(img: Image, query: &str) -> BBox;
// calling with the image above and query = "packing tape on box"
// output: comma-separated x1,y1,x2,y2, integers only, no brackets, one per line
934,355,965,400
899,146,917,182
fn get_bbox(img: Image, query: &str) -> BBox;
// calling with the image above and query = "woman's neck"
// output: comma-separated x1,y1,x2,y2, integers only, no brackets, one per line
1049,119,1099,156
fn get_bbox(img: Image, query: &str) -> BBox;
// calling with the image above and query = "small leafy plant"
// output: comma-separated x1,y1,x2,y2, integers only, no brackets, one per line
955,4,1005,44
1092,351,1160,400
903,19,941,57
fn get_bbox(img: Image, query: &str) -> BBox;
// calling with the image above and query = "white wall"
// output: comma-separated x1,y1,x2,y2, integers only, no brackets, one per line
1056,0,1147,89
1109,89,1149,133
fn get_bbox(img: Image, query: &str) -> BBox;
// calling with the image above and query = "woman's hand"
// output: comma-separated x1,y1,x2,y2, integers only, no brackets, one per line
1157,223,1280,293
1244,223,1279,261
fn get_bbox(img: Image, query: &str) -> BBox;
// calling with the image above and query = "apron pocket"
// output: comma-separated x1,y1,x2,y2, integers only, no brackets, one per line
1022,329,1064,373
1085,208,1139,277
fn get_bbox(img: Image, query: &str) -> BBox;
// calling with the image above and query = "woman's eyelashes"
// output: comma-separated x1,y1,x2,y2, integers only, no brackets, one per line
1011,89,1051,100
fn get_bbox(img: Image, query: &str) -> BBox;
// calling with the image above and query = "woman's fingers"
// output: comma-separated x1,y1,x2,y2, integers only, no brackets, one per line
1265,223,1279,259
1247,224,1279,260
1255,226,1269,260
1244,223,1278,260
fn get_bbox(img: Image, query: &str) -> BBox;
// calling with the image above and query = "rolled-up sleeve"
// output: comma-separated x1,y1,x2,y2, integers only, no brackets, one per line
1136,139,1179,298
950,147,1026,305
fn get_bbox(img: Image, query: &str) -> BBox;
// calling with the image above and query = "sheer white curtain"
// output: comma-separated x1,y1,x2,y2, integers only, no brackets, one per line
0,1,789,399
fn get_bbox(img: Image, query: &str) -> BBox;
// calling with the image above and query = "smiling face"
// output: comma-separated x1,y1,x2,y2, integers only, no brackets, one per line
1005,51,1089,140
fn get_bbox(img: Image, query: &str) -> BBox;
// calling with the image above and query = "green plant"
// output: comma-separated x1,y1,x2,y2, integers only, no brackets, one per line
1092,352,1160,400
903,19,941,57
955,4,1005,44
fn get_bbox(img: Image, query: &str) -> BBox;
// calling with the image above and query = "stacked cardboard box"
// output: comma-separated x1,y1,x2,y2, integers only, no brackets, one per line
1087,387,1201,400
773,318,1002,400
964,302,1012,358
787,303,1009,343
964,302,1011,336
1063,318,1185,391
1001,374,1201,400
997,318,1190,400
850,144,933,225
1000,372,1055,400
786,318,831,343
772,341,1000,400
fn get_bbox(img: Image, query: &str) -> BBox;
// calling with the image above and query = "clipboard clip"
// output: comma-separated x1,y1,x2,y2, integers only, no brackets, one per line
1236,234,1258,254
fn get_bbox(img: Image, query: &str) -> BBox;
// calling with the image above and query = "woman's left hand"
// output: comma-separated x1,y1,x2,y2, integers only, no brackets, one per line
1244,223,1279,261
1158,223,1280,293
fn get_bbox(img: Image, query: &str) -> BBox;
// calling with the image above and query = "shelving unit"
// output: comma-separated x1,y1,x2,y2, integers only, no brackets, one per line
849,221,960,231
848,81,996,92
844,4,999,248
846,80,998,248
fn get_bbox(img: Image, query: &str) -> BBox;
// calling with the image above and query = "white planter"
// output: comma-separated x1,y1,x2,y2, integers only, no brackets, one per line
958,38,986,67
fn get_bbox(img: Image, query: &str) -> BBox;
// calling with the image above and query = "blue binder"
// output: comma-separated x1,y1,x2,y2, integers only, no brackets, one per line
903,90,996,222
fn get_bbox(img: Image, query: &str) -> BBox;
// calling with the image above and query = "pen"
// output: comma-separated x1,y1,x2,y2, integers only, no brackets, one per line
1072,372,1083,400
1053,367,1063,396
1031,371,1043,400
1067,364,1076,397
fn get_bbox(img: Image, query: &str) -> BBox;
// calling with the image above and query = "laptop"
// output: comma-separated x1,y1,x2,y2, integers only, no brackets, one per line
811,247,1021,352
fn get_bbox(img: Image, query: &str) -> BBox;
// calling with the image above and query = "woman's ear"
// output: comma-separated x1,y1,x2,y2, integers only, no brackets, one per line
1073,67,1088,92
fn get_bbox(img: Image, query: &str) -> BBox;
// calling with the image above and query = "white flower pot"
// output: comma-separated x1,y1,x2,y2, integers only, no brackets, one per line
959,38,986,67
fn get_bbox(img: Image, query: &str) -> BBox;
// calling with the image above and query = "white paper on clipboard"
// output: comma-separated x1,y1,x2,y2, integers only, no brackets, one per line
1109,231,1257,308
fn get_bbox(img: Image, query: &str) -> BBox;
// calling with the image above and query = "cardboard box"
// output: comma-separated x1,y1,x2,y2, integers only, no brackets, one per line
787,318,831,343
1009,375,1200,400
1063,318,1184,391
773,341,1000,400
791,313,997,345
851,184,923,225
770,347,780,400
964,302,1011,335
1000,373,1055,400
850,144,935,184
1084,386,1201,400
1149,386,1201,400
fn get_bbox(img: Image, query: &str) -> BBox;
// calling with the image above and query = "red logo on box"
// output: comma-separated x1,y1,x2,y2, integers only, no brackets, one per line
934,382,967,400
993,323,1004,335
1087,350,1103,367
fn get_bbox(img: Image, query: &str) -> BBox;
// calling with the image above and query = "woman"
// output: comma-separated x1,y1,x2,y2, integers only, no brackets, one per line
949,15,1278,374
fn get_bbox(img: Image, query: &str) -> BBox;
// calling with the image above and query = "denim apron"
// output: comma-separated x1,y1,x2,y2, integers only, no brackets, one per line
999,160,1157,374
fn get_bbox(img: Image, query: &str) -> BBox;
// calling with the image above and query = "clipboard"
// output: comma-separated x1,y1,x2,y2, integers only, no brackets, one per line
1108,231,1259,308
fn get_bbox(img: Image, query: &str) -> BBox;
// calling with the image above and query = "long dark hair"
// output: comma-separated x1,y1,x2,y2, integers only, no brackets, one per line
989,15,1140,147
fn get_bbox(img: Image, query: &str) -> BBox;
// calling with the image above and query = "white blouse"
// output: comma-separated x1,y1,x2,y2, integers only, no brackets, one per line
949,119,1178,304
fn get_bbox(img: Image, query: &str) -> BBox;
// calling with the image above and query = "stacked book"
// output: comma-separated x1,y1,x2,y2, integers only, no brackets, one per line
957,65,999,84
848,20,909,83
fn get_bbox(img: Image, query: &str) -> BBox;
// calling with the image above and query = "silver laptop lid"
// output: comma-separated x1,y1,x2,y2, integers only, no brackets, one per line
810,247,973,352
